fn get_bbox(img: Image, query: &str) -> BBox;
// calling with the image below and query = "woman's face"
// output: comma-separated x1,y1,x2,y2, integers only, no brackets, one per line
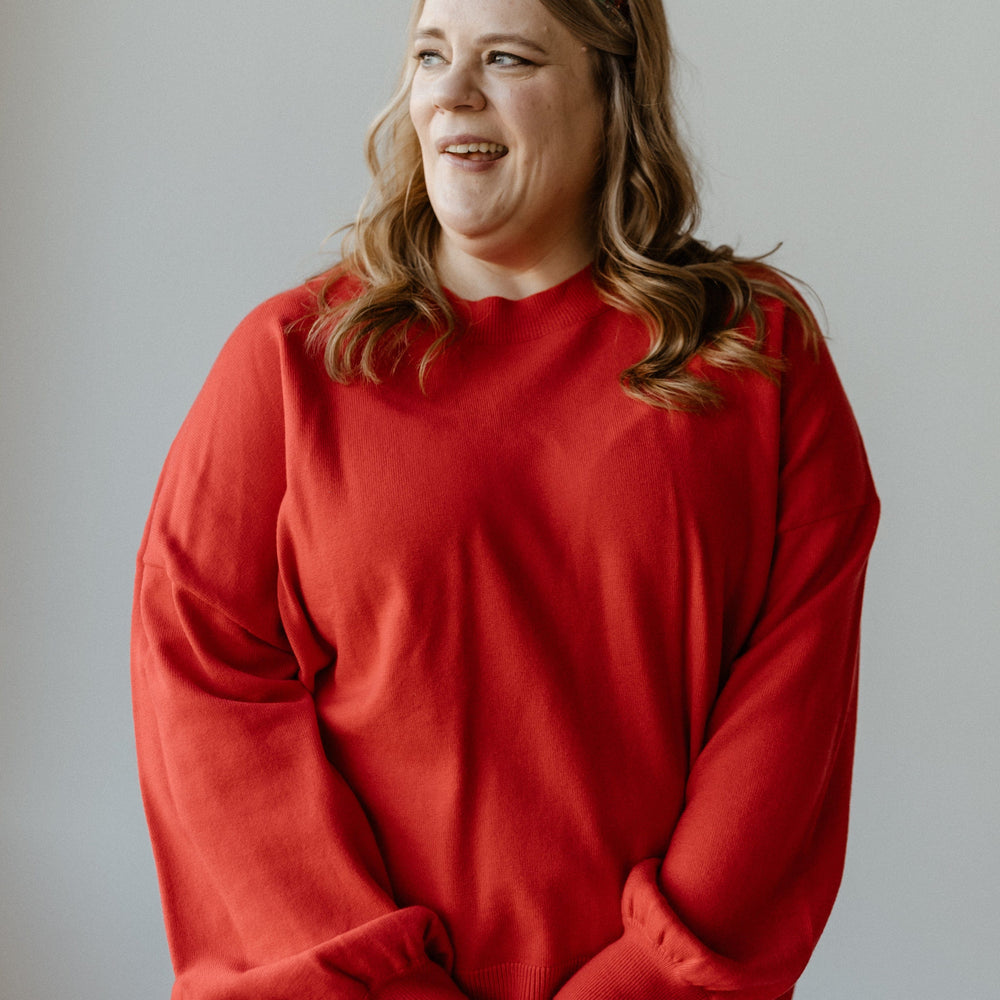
409,0,605,274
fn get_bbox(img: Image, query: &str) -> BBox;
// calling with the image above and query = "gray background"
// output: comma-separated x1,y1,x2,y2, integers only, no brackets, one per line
2,1,997,997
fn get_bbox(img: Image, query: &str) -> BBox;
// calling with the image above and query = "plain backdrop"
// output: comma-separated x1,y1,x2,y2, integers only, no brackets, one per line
2,2,998,997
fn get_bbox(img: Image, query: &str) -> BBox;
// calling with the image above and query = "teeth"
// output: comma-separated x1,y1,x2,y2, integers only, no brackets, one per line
444,142,508,155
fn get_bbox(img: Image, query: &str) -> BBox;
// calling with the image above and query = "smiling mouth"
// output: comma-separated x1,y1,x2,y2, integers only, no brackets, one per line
443,142,509,161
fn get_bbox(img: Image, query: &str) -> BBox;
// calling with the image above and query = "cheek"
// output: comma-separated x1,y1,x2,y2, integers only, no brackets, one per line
510,94,564,157
569,97,604,168
408,83,431,140
408,91,421,134
541,85,598,144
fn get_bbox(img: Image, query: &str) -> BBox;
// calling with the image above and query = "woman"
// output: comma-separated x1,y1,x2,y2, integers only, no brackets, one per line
131,1,879,998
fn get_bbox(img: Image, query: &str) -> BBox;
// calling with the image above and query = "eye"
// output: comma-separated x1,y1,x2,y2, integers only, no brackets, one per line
486,50,532,68
416,50,445,68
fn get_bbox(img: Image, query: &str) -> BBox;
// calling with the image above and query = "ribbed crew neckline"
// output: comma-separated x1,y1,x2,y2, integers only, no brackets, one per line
443,265,609,344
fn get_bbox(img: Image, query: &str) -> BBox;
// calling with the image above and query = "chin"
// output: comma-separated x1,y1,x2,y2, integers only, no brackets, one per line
436,212,509,244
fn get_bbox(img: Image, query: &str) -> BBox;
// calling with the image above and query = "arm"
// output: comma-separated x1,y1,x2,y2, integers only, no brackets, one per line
131,296,468,1000
555,312,879,1000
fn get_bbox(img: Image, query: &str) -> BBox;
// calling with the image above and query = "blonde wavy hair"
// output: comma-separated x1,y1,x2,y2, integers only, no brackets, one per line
309,0,818,409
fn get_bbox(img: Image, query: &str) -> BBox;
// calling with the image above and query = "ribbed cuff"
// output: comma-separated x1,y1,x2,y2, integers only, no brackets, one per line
369,960,469,1000
554,932,692,1000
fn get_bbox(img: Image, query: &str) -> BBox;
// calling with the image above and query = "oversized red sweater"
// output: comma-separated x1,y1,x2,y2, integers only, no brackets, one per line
132,266,879,1000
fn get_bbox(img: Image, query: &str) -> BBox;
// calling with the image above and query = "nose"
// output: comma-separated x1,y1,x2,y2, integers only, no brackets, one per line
432,60,486,113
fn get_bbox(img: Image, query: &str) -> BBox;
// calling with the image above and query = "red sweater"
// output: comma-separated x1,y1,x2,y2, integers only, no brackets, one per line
132,266,879,1000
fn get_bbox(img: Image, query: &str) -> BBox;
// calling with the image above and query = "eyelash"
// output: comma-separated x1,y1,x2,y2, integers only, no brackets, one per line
415,50,533,69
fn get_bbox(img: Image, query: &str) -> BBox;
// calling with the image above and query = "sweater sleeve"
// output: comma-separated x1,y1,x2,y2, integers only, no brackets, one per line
131,297,468,1000
554,316,880,1000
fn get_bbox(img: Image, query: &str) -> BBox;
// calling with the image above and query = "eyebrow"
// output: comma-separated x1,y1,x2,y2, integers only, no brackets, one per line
413,27,550,57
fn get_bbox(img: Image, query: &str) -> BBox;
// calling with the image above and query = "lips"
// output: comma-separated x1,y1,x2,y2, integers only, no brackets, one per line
437,135,509,161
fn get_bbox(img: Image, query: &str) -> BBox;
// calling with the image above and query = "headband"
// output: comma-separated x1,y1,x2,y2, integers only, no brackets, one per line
598,0,632,23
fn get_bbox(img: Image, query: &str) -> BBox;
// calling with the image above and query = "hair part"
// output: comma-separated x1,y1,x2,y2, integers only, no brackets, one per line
308,0,819,410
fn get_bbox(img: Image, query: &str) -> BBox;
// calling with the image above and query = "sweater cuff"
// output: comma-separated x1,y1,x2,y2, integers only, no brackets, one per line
370,960,469,1000
554,931,691,1000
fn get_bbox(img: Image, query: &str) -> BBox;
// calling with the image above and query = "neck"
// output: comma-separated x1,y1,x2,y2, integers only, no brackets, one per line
435,230,595,301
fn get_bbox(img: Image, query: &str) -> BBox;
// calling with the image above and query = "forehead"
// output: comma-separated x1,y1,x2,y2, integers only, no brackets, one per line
414,0,564,44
